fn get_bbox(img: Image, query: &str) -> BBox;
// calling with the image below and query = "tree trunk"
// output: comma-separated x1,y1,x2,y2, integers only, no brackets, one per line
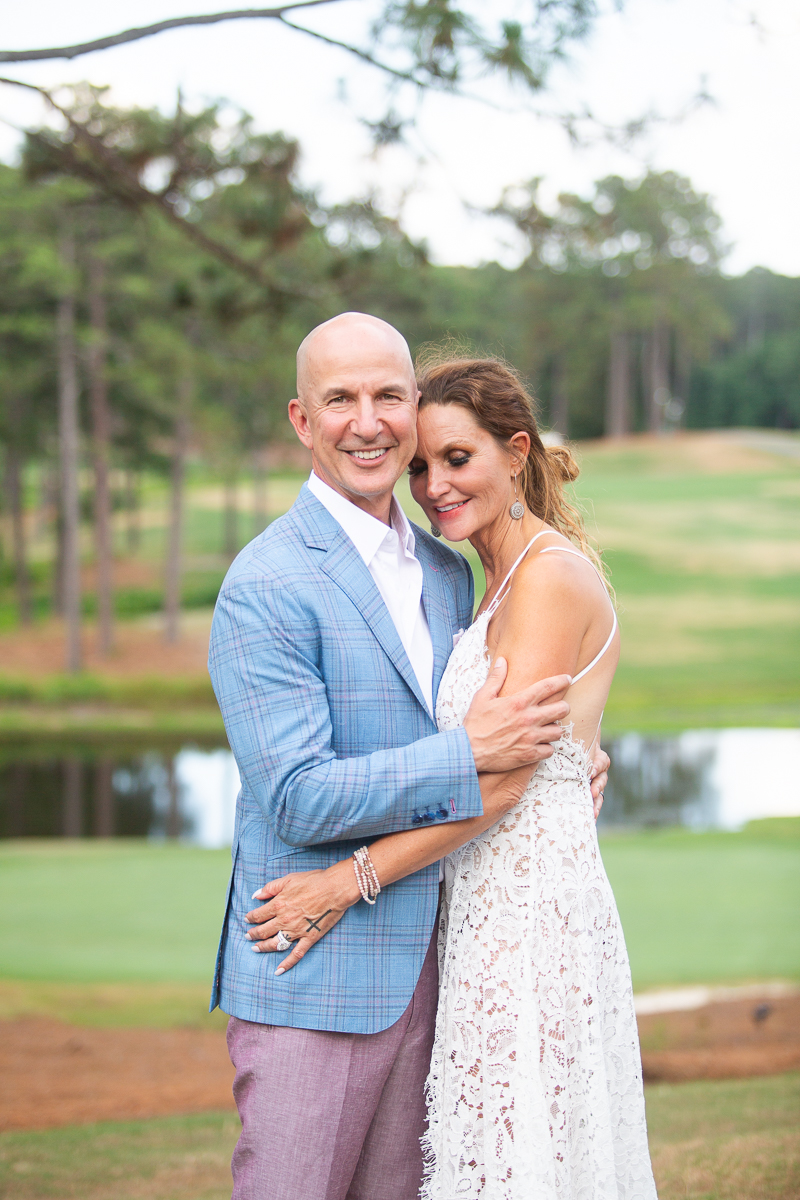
5,441,32,624
87,247,114,655
605,332,631,437
550,357,569,438
94,756,115,837
52,503,64,617
672,338,691,430
57,228,82,672
223,475,238,560
252,448,268,537
163,374,190,644
6,763,27,837
63,757,83,838
124,468,141,553
645,321,671,433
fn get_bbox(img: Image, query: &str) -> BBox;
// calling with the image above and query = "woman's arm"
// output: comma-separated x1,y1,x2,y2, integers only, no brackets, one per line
247,555,615,973
245,763,534,972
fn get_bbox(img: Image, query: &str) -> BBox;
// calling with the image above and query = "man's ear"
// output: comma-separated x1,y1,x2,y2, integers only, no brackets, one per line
288,399,313,449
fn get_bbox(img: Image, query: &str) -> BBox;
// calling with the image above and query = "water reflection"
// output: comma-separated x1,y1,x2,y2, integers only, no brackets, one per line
1,729,798,845
0,747,237,847
599,728,800,830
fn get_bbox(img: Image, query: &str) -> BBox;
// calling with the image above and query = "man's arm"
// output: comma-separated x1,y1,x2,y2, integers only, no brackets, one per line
210,572,569,848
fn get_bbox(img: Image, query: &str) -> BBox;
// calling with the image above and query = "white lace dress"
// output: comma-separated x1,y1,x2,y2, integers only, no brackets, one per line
421,605,658,1200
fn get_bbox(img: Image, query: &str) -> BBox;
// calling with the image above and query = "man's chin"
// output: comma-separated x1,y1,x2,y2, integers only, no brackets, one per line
312,464,399,505
337,459,403,495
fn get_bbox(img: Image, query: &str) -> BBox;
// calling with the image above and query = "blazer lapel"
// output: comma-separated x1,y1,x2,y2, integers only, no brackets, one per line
416,534,457,705
292,486,432,715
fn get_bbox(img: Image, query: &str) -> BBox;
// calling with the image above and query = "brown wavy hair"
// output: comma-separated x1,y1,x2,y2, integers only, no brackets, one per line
415,350,603,571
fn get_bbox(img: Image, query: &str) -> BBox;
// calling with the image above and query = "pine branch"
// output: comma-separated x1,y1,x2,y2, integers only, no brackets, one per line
0,76,312,302
278,16,423,86
0,3,338,62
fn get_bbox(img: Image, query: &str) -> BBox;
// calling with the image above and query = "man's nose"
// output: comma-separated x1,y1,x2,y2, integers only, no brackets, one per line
350,398,381,441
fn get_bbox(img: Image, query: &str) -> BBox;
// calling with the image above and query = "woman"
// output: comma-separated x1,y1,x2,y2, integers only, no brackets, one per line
248,356,657,1199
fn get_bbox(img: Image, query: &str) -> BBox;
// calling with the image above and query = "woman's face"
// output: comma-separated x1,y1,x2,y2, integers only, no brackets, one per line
409,404,521,543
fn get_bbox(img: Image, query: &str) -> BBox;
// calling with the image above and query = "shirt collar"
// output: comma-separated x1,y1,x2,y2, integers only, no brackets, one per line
307,472,416,567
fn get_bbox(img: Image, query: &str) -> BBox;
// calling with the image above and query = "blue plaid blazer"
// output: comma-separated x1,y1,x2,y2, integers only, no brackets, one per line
208,483,482,1034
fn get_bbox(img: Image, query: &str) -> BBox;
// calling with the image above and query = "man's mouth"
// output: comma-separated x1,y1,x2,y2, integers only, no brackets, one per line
345,448,392,461
435,500,469,515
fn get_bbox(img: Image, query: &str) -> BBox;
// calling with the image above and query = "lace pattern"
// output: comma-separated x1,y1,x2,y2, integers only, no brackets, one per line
421,612,657,1199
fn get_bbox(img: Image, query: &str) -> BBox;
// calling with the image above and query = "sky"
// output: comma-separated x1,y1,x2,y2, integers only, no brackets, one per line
1,0,798,276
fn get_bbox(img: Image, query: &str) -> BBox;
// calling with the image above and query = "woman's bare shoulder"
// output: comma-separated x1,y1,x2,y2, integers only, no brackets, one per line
502,538,607,629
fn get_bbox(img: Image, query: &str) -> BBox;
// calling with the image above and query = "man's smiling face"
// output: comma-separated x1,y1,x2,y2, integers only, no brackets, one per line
288,314,419,521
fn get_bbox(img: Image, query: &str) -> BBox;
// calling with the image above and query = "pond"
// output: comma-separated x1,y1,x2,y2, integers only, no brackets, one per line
1,728,798,846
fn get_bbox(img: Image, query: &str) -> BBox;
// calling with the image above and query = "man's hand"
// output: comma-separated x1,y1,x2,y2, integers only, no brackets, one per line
463,658,570,773
589,741,610,820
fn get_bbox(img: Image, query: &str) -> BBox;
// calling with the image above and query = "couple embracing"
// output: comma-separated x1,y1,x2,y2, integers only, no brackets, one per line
209,313,657,1200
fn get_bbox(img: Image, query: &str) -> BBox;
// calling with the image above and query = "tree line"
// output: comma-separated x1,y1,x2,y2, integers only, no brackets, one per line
0,88,797,667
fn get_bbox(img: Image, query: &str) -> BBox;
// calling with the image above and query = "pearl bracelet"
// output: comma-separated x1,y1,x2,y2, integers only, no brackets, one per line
353,846,381,905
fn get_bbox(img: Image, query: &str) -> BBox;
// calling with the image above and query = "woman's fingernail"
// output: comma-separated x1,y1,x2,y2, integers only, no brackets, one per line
251,891,261,900
250,944,261,953
275,967,285,976
566,675,573,685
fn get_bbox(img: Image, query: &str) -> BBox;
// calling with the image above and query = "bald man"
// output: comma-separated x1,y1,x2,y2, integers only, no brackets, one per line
208,313,608,1200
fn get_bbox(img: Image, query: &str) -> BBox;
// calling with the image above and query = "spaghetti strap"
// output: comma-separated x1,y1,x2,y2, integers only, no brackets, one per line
484,532,618,685
485,529,553,616
537,545,618,683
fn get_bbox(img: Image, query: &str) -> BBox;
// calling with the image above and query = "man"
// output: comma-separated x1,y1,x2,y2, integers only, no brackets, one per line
208,312,608,1200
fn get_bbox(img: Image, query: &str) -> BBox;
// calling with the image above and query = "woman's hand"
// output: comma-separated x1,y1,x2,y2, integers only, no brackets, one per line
245,858,360,975
590,741,610,820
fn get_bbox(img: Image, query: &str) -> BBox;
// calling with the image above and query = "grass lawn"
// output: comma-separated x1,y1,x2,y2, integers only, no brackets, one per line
646,1073,800,1199
0,823,797,1015
0,1075,797,1200
0,841,231,987
600,819,800,989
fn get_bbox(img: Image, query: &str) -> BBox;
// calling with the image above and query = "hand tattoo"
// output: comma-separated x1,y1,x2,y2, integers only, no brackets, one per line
305,909,333,933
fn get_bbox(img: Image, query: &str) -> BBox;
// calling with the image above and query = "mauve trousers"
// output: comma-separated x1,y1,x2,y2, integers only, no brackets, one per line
226,927,438,1200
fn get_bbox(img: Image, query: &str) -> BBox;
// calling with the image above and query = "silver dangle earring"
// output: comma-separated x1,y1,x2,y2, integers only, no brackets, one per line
510,475,525,520
430,524,442,537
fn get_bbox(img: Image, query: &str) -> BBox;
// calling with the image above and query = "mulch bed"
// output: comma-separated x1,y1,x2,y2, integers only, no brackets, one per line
1,1018,234,1131
639,993,800,1083
2,993,798,1131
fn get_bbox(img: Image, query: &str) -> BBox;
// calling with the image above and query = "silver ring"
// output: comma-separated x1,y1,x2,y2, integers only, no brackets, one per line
275,930,292,952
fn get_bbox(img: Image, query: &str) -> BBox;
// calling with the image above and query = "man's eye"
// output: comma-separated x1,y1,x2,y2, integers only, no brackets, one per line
328,396,348,405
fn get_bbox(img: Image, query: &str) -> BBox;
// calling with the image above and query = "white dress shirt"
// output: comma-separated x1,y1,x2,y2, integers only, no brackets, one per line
307,471,434,714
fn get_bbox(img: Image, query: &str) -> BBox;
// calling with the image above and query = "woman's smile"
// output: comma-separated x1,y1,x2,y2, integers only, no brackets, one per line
434,499,470,516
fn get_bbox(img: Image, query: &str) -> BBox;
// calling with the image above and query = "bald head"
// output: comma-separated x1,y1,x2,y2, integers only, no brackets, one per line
296,312,414,400
288,312,419,522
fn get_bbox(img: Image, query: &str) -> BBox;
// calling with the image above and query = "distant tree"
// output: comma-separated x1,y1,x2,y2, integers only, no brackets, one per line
0,165,71,632
493,170,730,436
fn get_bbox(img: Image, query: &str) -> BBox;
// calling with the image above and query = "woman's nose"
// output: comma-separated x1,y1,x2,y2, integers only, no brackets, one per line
426,466,450,499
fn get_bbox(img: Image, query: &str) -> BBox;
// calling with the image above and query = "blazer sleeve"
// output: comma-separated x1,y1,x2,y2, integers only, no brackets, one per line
208,571,484,847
